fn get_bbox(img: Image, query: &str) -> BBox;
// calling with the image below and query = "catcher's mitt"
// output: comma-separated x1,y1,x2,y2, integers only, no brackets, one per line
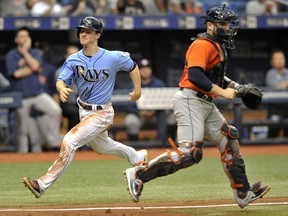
235,83,263,110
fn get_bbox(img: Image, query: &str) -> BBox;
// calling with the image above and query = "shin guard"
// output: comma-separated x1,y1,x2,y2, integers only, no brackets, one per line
136,141,203,183
218,123,251,194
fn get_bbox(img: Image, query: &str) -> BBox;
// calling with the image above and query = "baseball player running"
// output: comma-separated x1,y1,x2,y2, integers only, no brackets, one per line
124,5,270,208
23,16,147,198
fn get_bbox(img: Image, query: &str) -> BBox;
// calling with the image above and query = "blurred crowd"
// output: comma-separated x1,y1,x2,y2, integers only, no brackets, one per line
1,0,288,153
0,0,288,17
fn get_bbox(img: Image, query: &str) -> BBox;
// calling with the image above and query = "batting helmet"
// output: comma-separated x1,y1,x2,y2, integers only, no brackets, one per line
77,16,103,34
201,4,239,49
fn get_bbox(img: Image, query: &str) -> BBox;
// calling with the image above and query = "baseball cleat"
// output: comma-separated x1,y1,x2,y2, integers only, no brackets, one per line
234,181,270,208
249,181,270,204
23,177,43,198
234,190,255,208
123,166,145,202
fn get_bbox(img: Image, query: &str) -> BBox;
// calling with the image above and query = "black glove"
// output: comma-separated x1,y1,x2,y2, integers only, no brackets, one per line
235,83,263,110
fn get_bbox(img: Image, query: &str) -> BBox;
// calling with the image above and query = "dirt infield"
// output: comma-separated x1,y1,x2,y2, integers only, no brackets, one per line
1,198,288,216
1,144,288,163
1,145,288,216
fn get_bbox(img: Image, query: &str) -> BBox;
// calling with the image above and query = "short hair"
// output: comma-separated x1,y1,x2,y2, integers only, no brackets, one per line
270,48,285,61
14,26,31,38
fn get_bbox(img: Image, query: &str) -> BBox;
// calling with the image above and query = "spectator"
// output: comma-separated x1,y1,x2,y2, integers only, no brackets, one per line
94,0,111,15
34,42,58,97
124,58,173,141
54,45,80,131
0,72,11,90
167,0,184,15
181,0,202,14
27,42,61,152
265,48,288,138
139,0,163,15
107,0,119,14
27,0,64,16
245,0,278,15
0,0,29,17
117,0,145,15
57,0,70,6
65,0,95,16
0,71,11,146
154,0,169,14
275,1,288,13
5,27,62,153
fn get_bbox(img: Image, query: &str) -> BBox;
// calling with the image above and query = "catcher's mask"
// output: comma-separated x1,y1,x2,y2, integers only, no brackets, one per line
201,4,239,49
77,16,103,37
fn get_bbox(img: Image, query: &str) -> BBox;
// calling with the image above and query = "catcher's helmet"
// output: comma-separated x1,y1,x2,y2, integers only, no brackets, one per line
201,4,239,49
77,16,103,34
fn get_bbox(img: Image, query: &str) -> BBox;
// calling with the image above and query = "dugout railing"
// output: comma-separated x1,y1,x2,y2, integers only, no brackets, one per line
109,88,288,148
1,88,288,152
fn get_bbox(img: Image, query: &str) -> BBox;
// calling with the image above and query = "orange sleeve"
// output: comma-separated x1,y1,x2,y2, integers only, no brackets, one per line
179,38,223,98
186,39,220,71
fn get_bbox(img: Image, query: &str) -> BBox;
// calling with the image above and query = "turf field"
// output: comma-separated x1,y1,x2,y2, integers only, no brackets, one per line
0,146,287,216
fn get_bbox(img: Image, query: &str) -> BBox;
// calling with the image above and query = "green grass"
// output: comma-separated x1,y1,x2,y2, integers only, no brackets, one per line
0,154,287,215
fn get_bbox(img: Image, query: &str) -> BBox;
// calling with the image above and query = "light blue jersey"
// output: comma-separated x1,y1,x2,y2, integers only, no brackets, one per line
58,47,135,104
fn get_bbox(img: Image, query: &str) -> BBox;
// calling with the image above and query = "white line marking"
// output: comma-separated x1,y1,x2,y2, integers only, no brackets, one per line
0,202,287,212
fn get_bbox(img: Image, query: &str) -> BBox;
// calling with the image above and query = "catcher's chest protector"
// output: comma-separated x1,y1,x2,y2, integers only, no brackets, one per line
195,33,228,88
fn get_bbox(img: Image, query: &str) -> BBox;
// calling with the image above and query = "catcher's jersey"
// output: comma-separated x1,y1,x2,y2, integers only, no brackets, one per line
179,38,224,97
57,48,134,104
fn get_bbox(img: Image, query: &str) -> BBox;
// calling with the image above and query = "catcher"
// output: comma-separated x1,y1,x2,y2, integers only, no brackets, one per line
124,4,269,208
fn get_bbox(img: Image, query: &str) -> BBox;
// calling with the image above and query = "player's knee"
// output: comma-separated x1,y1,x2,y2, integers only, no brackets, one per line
222,123,239,139
175,141,204,169
62,133,81,150
190,141,204,164
221,123,242,157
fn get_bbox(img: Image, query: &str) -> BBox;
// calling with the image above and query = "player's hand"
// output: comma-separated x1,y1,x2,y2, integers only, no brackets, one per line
222,88,237,100
59,87,73,103
128,91,141,101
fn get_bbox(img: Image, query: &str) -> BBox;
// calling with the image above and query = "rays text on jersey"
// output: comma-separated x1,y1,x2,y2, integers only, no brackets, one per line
76,66,109,82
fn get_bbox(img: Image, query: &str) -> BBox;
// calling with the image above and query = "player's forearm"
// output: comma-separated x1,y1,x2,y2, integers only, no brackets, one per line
56,80,67,93
129,67,142,95
209,84,232,98
209,84,225,97
56,80,73,103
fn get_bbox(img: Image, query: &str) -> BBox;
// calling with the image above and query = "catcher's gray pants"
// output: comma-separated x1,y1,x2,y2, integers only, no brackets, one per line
173,88,225,144
173,88,251,203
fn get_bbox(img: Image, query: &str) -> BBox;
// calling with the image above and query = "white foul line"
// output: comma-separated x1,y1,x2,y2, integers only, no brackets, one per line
0,202,287,212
